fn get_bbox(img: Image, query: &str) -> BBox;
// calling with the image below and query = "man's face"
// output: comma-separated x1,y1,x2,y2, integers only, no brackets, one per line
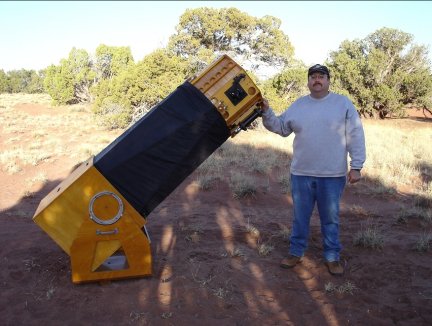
307,73,330,95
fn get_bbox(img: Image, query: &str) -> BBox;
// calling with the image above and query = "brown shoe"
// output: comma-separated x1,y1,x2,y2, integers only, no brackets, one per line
325,261,344,276
280,255,301,269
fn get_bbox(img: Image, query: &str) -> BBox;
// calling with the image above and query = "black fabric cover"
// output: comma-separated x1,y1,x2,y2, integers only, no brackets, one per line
94,82,230,217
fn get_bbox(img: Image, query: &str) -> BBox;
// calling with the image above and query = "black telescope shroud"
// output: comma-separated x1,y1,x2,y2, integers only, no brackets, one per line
94,82,230,217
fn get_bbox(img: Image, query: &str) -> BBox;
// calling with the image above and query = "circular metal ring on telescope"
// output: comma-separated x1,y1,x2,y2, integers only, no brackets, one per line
89,191,124,225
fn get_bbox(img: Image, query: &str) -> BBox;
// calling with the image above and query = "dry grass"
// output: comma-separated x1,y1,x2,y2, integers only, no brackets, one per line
257,240,274,256
363,120,432,199
277,169,291,194
1,93,431,215
0,93,52,106
161,312,173,319
181,223,204,243
325,281,358,295
349,204,372,217
222,118,431,206
273,225,291,240
23,258,40,272
129,311,148,323
0,93,121,175
212,287,230,299
196,153,225,175
397,206,432,224
1,94,431,325
353,223,385,249
229,171,258,198
245,220,261,238
413,233,431,252
229,247,246,258
195,173,220,190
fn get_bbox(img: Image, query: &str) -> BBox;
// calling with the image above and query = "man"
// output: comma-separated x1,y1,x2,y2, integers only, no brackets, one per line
260,64,366,275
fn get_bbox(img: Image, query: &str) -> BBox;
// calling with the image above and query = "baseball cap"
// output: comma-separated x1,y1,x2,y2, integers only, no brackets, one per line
308,64,330,78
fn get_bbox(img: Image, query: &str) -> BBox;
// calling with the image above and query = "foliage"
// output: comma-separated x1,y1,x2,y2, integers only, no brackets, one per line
43,45,134,106
261,66,308,113
0,70,7,93
0,69,44,94
43,63,75,105
92,49,189,128
8,70,30,93
327,27,432,118
94,44,134,80
0,69,8,93
168,7,294,75
43,48,96,105
27,70,45,93
5,11,432,124
89,7,297,128
68,48,97,103
94,102,132,130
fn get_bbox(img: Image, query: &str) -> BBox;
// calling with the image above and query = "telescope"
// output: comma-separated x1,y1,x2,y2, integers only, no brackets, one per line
33,55,263,283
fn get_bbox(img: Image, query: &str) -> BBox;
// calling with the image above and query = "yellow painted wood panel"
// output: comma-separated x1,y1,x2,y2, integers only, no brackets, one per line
190,54,263,134
33,157,145,256
70,212,152,283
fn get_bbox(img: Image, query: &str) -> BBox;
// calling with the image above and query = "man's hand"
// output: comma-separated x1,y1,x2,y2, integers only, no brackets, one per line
259,98,270,112
348,169,361,184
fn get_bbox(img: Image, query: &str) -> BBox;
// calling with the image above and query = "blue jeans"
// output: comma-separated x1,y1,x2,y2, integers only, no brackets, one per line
289,174,346,262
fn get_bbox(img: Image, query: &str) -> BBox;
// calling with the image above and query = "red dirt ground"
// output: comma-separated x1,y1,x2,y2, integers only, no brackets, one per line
1,103,431,325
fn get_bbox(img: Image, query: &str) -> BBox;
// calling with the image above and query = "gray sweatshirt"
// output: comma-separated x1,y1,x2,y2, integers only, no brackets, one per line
262,92,366,177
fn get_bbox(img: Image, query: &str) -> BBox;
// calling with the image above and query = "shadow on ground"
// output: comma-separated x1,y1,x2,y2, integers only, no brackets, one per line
1,141,431,326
